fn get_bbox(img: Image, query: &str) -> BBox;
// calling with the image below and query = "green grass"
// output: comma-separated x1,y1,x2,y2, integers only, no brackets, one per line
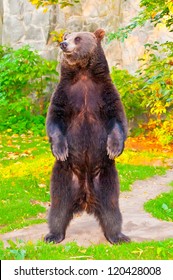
0,132,166,233
0,239,173,260
117,163,165,191
144,181,173,222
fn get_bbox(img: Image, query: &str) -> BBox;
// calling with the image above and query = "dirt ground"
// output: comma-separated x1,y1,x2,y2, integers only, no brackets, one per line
1,170,173,247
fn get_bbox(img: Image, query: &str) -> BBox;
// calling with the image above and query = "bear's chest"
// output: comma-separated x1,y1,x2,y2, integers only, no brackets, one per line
68,76,102,113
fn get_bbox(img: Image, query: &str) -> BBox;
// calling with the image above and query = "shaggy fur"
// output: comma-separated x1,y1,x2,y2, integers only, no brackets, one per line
45,29,130,244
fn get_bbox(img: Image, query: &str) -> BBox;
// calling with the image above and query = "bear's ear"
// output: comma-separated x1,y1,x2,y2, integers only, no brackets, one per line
94,29,105,41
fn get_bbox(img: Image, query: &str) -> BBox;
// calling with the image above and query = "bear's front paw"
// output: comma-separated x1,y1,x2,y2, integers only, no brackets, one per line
107,134,124,160
52,135,68,161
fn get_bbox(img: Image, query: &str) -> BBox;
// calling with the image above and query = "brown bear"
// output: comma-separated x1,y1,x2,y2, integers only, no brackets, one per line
45,29,130,244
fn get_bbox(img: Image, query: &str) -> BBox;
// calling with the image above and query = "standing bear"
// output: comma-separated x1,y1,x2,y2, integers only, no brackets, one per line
45,29,130,244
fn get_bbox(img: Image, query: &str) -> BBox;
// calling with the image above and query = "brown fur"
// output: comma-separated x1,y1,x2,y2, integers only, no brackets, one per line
45,29,130,244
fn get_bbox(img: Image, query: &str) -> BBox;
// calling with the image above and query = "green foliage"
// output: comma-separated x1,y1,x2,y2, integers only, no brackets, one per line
29,0,80,9
144,181,173,222
107,1,173,144
1,239,173,260
117,163,165,191
111,41,173,144
139,0,173,30
111,68,144,121
0,45,59,134
107,0,173,42
138,41,173,144
50,30,66,44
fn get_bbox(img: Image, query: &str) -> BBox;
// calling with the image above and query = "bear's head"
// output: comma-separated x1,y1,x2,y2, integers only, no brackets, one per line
60,29,105,66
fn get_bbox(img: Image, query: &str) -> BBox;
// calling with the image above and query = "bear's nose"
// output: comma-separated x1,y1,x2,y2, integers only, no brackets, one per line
60,41,68,50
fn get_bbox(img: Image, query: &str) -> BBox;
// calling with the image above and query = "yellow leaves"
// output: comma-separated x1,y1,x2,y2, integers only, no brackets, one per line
7,140,13,146
11,134,19,138
150,100,167,115
117,151,161,166
167,0,173,14
27,241,33,246
124,135,173,160
151,12,157,19
132,248,144,257
0,155,53,180
30,0,39,4
30,199,40,205
141,52,150,63
21,148,37,157
2,148,36,161
165,78,173,85
43,136,48,141
43,8,48,13
51,30,66,43
37,213,46,219
38,183,47,188
30,0,78,10
6,152,19,160
1,200,8,204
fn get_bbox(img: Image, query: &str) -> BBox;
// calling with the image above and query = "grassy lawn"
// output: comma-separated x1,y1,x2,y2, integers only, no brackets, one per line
1,239,173,260
0,132,173,260
0,132,166,234
144,181,173,222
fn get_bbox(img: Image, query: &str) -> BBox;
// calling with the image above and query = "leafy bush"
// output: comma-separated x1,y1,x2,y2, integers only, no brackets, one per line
111,68,144,121
0,45,59,134
138,41,173,144
107,0,173,144
111,41,173,144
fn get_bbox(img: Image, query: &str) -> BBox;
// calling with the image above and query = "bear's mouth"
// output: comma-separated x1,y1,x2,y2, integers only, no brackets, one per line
64,51,73,55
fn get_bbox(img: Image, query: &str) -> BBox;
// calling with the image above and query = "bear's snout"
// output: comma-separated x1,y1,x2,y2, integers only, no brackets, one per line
60,41,68,51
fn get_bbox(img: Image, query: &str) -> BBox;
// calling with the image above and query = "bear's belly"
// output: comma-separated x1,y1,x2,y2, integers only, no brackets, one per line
66,78,107,168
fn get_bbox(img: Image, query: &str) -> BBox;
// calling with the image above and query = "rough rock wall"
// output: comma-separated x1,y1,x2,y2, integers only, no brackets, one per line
0,0,3,44
120,0,173,73
1,0,58,59
1,0,173,73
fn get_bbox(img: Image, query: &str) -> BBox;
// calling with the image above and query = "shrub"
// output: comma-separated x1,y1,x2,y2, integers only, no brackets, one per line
137,42,173,144
111,42,173,144
0,45,59,134
111,68,144,121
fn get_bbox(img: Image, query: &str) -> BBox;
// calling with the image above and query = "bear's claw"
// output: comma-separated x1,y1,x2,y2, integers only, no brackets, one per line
52,136,68,161
44,233,65,244
105,233,131,244
107,134,124,159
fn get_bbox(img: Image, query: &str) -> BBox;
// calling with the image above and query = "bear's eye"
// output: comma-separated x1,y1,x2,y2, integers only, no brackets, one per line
75,37,81,44
63,33,69,40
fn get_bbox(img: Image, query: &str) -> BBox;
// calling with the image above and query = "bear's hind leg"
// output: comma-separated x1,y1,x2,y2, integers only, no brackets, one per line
93,162,130,244
45,161,75,244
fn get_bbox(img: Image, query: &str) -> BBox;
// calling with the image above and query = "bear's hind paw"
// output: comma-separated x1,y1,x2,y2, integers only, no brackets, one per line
105,232,130,244
44,233,65,244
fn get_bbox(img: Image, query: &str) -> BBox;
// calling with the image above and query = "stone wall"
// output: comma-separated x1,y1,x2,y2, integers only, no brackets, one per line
0,0,173,73
1,0,58,59
0,0,3,44
119,0,173,73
